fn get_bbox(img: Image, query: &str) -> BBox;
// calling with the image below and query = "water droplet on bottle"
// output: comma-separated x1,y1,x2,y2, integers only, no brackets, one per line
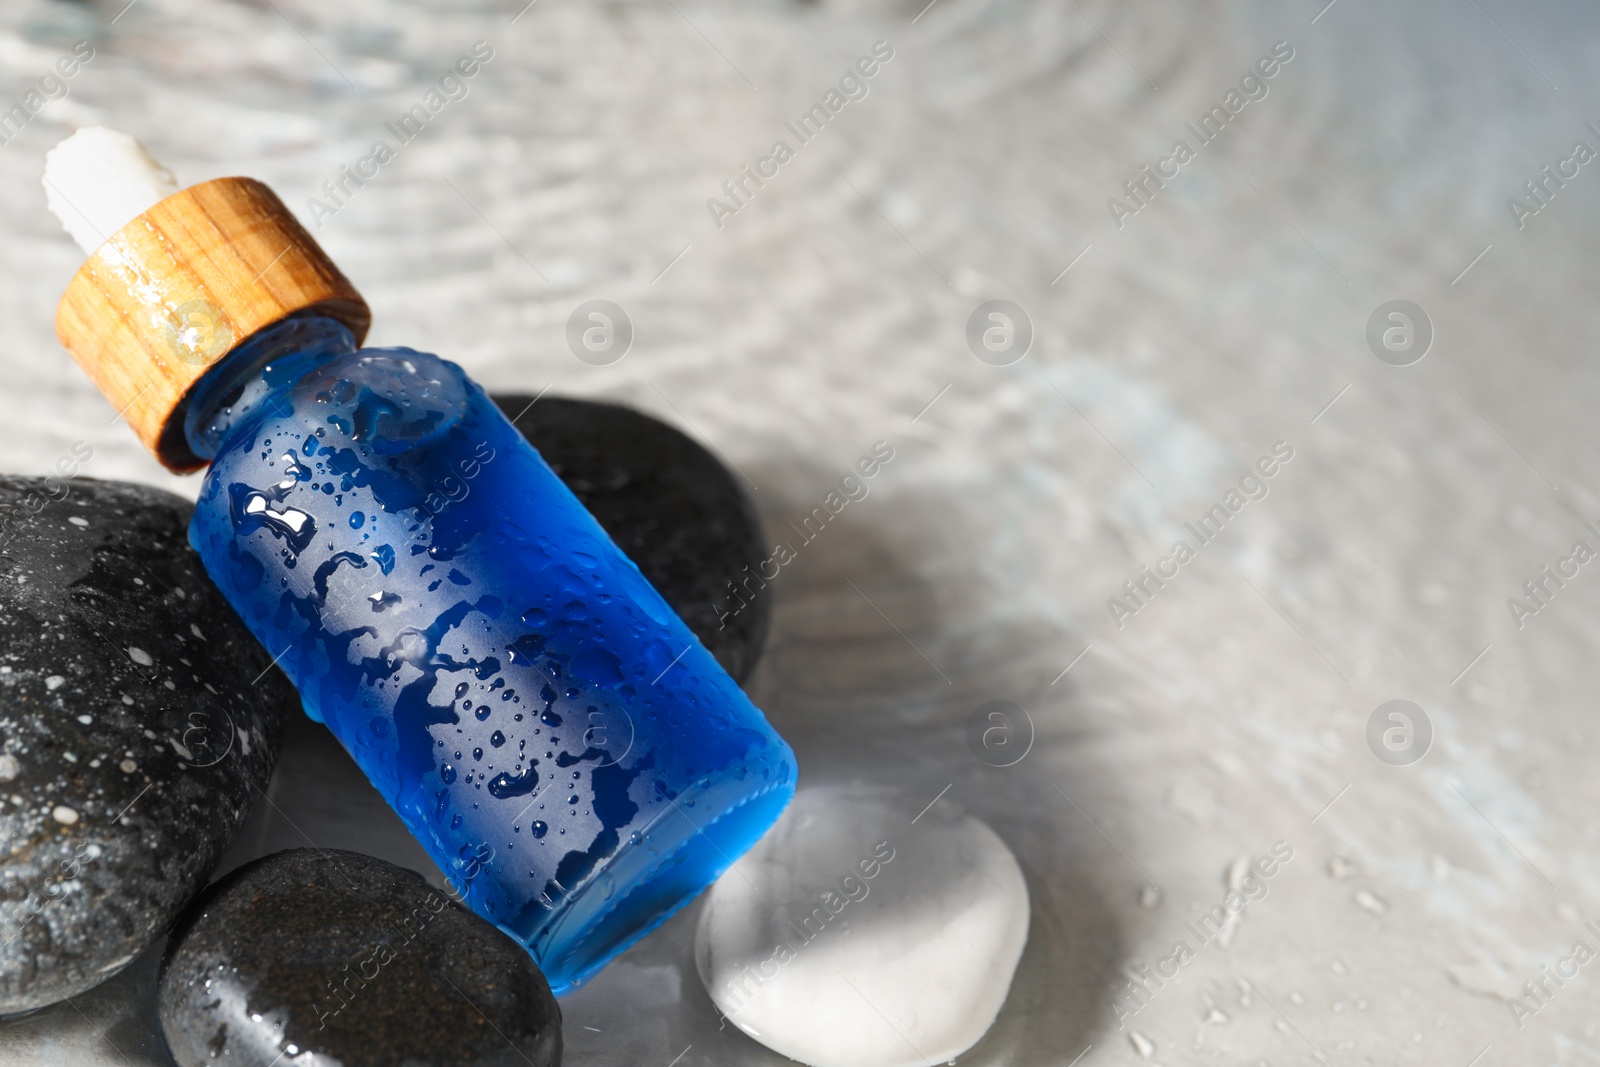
368,590,402,612
487,765,541,799
351,391,402,442
231,487,316,552
530,821,548,838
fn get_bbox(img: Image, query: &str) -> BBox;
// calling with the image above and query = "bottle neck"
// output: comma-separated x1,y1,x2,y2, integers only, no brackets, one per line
183,314,357,461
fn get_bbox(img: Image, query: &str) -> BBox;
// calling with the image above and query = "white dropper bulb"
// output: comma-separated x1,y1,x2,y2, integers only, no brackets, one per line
43,127,179,255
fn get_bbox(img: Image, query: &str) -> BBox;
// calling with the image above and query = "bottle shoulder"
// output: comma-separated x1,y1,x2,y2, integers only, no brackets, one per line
210,345,476,464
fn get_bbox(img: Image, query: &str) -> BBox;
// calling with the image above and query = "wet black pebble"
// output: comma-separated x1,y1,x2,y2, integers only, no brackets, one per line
0,476,294,1012
494,394,770,683
158,848,562,1067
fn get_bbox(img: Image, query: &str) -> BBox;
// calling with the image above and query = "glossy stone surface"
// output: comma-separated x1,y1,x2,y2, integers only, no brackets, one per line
157,848,562,1067
695,785,1030,1067
493,395,770,684
0,476,293,1012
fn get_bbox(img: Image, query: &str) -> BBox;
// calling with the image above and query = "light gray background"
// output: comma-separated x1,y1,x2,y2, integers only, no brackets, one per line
2,0,1599,1063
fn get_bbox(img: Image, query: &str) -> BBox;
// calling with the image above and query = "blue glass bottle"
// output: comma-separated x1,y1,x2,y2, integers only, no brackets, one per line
183,314,796,994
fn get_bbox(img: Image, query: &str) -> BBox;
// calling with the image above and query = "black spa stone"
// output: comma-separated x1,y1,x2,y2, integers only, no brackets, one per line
158,848,562,1067
493,394,770,683
0,475,293,1012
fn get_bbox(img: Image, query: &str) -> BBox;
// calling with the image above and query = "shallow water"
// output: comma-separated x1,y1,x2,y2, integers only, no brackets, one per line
2,0,1600,1063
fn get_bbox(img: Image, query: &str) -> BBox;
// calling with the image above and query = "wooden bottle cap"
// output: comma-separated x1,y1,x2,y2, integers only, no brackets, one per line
55,176,370,472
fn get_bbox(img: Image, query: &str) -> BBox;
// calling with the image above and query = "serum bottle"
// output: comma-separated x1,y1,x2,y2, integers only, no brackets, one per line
47,129,796,994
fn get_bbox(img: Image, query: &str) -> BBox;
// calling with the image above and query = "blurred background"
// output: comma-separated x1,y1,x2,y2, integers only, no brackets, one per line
4,0,1600,1063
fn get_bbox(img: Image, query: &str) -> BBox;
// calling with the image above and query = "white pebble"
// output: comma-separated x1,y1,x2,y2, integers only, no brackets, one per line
695,784,1029,1067
45,676,65,691
0,755,18,781
52,805,79,825
68,517,89,527
127,647,153,667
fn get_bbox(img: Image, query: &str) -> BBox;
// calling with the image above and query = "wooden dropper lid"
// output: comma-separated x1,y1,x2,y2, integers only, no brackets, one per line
49,130,370,472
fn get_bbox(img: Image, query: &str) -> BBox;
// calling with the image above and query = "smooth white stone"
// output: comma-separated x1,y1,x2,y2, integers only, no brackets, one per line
43,127,178,255
694,783,1029,1067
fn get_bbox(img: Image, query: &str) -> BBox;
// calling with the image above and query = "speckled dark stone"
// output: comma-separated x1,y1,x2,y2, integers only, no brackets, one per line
0,475,293,1012
493,394,770,683
159,848,562,1067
